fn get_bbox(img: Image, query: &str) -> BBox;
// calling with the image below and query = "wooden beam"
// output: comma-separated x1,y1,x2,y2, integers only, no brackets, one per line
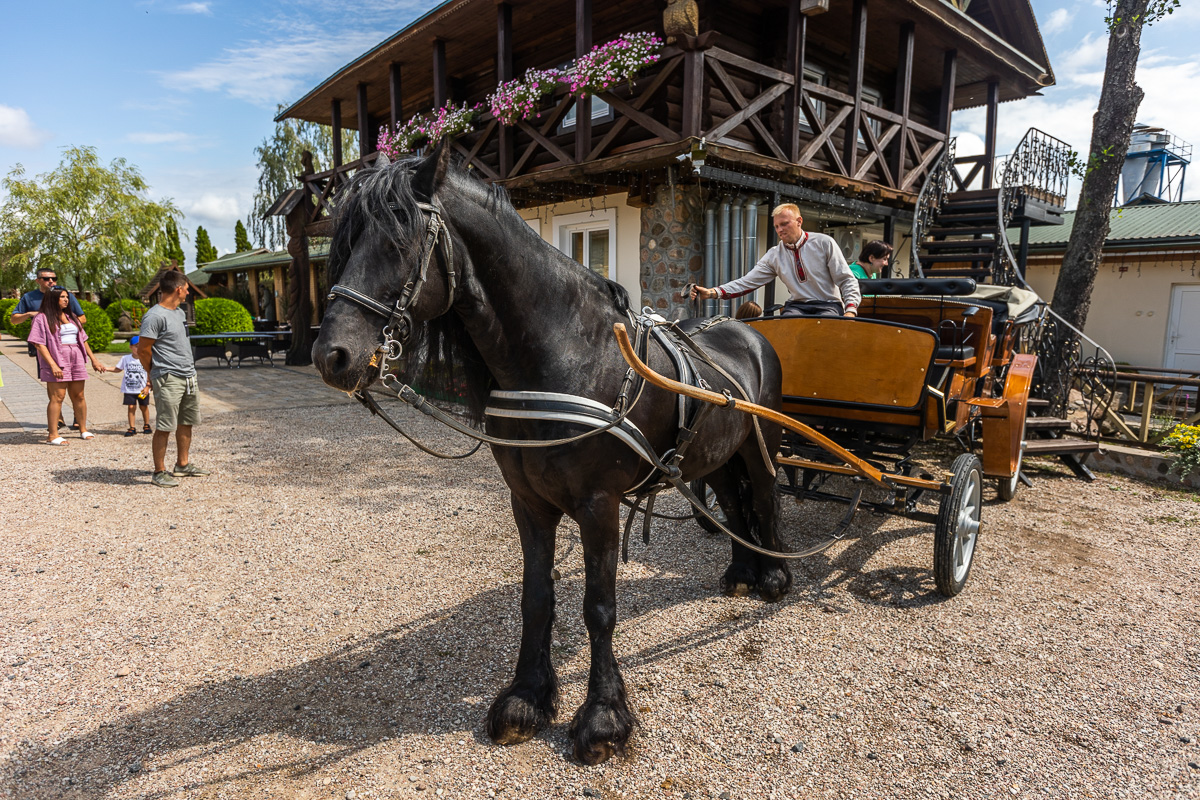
389,62,403,128
433,39,447,108
330,98,343,169
983,80,999,189
938,49,958,136
842,0,867,176
356,83,371,154
497,2,514,177
681,49,705,138
890,22,914,187
575,0,592,164
784,0,805,163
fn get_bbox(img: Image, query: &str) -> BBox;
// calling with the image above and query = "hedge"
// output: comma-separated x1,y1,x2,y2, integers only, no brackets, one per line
0,298,16,334
79,300,114,352
105,298,147,331
193,297,254,344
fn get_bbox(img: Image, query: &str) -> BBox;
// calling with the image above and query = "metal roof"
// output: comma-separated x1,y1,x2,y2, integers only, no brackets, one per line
1013,200,1200,250
199,245,330,273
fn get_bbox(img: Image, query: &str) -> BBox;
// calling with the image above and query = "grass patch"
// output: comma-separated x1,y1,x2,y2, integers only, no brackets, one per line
104,340,131,355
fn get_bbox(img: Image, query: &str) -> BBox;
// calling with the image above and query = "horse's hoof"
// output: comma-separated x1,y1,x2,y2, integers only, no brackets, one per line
721,563,758,597
757,564,792,602
486,684,558,745
568,697,636,765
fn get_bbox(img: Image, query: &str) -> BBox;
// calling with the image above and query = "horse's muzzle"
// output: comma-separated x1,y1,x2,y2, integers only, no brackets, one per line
312,338,375,393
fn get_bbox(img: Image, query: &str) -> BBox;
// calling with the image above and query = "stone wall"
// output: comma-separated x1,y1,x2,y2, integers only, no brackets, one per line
1085,444,1200,490
639,182,704,315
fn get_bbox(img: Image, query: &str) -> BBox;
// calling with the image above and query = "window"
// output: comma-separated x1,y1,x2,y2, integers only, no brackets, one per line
553,209,616,279
798,64,827,134
561,96,613,132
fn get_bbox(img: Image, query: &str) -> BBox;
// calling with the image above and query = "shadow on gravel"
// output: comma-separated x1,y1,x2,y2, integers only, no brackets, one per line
49,466,148,486
2,574,768,799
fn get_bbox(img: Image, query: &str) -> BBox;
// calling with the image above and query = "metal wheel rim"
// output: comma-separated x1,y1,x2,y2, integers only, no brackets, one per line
953,468,982,583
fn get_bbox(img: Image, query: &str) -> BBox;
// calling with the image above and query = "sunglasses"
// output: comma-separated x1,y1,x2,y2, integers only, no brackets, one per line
38,276,58,282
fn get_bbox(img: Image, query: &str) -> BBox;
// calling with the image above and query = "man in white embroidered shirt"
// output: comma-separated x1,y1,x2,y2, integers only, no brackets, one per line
689,203,861,319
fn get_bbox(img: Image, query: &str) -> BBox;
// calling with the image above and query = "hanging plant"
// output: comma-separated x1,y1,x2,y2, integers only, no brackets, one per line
486,32,664,126
377,101,481,159
565,32,664,97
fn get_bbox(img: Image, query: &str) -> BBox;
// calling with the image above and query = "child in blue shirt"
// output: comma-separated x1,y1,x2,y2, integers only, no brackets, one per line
114,336,152,436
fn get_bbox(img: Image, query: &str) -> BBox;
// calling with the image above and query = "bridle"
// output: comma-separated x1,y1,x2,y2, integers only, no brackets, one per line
326,200,456,381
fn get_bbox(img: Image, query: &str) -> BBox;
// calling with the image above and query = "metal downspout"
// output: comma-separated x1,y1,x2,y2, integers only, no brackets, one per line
718,197,732,317
729,196,745,317
743,196,761,308
704,201,717,317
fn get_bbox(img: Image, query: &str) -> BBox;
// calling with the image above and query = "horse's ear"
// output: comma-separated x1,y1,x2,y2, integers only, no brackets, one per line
413,138,453,200
375,150,391,168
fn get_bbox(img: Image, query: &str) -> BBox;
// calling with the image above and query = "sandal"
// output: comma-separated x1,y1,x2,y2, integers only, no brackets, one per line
125,427,137,437
80,431,95,440
69,422,81,431
46,437,68,446
143,424,153,434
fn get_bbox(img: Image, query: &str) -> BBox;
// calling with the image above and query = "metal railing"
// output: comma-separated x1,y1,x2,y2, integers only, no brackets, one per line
908,136,956,278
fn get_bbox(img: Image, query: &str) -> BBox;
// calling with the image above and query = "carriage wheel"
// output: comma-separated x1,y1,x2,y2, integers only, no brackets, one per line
689,479,726,535
996,414,1027,502
934,454,983,597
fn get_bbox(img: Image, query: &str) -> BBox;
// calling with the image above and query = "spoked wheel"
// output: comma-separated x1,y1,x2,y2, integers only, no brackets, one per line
934,453,983,597
997,415,1027,502
689,479,726,535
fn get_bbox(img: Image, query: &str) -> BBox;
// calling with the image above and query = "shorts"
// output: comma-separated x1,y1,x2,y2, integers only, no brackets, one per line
123,392,150,407
152,374,201,432
40,345,88,382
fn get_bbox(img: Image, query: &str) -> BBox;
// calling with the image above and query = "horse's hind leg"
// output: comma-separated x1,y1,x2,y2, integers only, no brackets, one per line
568,493,636,765
704,464,760,597
486,495,562,745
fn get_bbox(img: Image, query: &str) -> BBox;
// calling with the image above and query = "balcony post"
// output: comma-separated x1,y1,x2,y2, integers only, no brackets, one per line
497,2,514,177
433,39,447,109
575,0,592,164
784,0,806,162
938,49,957,138
842,0,867,176
983,80,999,189
357,83,372,155
331,98,343,169
389,62,403,129
890,22,914,185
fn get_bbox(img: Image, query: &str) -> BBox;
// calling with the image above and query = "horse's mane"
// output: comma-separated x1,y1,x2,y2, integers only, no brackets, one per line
326,154,633,422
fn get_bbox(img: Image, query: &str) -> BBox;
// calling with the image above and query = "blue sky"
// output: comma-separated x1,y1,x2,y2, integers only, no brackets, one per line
2,0,1198,269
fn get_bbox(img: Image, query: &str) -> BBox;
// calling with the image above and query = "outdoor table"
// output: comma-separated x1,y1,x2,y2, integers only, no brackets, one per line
188,333,280,368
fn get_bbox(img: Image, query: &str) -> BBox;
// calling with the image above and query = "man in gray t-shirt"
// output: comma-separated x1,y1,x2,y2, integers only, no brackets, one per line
138,271,209,488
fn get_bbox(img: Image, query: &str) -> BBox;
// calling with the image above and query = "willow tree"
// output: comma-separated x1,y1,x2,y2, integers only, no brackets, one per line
1051,0,1180,331
249,110,358,250
0,146,180,297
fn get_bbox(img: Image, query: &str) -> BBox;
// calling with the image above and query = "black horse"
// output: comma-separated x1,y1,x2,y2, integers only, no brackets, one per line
312,144,790,764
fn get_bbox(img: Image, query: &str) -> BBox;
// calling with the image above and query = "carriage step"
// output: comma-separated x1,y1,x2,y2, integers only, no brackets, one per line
1023,438,1100,455
922,240,999,252
918,253,997,263
1025,417,1070,430
926,226,999,237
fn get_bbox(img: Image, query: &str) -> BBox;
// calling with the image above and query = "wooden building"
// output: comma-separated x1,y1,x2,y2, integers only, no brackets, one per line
272,0,1055,363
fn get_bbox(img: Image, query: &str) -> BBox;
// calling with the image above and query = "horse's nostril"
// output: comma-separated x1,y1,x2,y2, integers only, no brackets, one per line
327,346,351,375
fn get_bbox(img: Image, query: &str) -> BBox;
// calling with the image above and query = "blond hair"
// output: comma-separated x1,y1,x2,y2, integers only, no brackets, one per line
771,202,801,219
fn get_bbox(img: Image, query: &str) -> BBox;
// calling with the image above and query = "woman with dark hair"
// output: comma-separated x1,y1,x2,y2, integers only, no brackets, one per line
27,285,107,444
849,240,894,280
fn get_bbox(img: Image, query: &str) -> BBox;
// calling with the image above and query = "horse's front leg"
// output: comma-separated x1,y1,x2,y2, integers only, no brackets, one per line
486,493,563,745
568,493,637,764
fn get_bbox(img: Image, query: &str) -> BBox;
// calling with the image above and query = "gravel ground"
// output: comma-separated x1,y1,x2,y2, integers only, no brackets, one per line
1,398,1198,800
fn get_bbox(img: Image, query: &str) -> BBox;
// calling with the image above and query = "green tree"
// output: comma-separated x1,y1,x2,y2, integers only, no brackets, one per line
0,145,180,297
195,225,218,266
161,217,186,265
234,219,253,252
250,109,358,249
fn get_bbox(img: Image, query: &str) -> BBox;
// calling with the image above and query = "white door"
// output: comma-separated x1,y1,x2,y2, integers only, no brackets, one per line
1165,284,1200,371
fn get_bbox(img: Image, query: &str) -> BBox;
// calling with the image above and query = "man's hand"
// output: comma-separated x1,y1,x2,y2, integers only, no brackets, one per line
689,285,718,301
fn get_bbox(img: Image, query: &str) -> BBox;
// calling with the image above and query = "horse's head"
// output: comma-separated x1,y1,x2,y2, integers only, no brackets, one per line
313,143,457,393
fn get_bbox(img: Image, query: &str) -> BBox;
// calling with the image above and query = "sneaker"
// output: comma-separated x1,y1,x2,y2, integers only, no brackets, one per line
152,471,180,488
125,427,137,437
172,462,210,477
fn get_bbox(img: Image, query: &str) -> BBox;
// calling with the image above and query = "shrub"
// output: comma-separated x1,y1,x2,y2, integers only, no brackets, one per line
9,302,33,341
105,298,147,331
1162,423,1200,478
193,297,254,344
0,298,17,333
79,300,114,352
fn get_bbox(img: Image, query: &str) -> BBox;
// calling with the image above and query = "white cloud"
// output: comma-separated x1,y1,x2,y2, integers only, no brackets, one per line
161,29,388,107
0,105,52,148
174,2,212,13
186,193,243,226
1060,32,1109,80
126,131,194,145
1044,8,1074,35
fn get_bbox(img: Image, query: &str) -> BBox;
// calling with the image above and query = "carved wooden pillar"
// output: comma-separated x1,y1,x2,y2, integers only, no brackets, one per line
575,0,593,164
890,22,914,186
497,3,514,177
433,39,447,108
389,62,403,129
842,0,867,176
331,99,343,169
284,200,313,366
983,80,1000,189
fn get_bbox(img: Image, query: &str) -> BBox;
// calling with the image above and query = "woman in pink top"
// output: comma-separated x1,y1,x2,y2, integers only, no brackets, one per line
27,286,107,444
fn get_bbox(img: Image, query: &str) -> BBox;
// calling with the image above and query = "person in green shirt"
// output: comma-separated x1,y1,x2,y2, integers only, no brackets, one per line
849,240,894,280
